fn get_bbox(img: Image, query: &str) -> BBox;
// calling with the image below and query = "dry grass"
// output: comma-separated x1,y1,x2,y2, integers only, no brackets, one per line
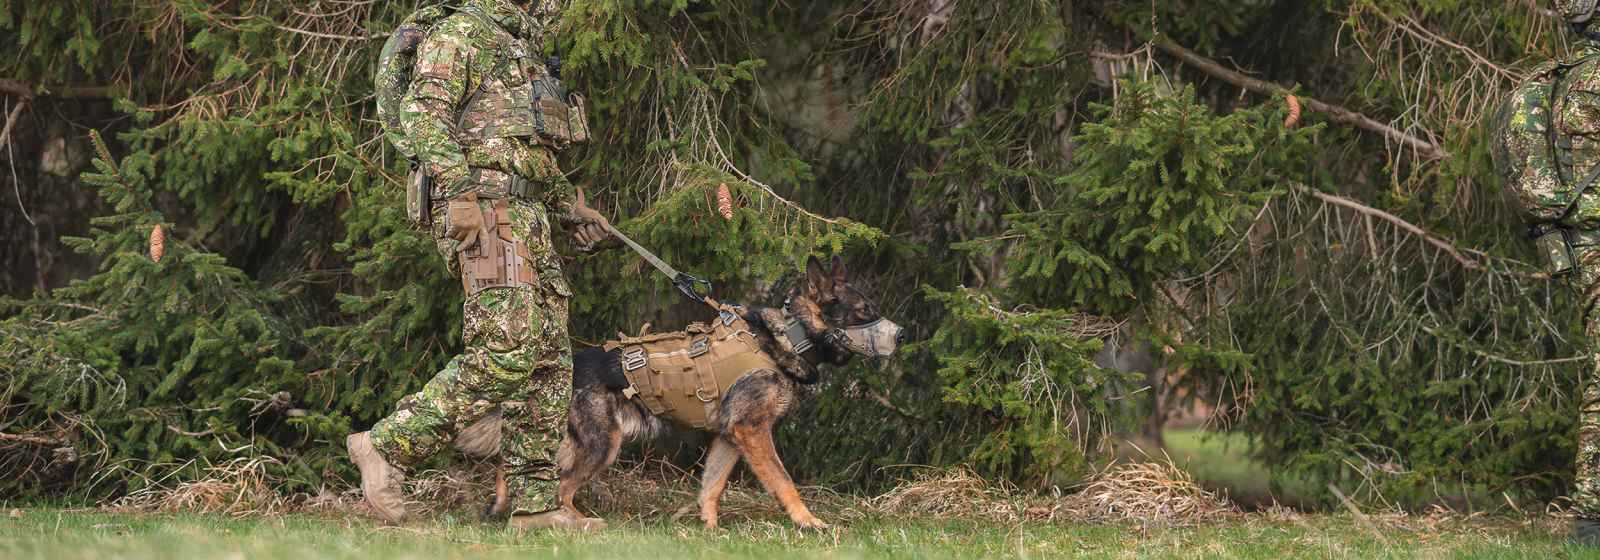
870,467,1023,521
870,461,1239,525
109,457,296,517
1053,461,1240,524
112,455,1560,537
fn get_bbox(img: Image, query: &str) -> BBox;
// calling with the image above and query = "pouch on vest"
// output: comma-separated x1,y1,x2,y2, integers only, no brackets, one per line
531,73,591,150
408,169,434,228
1536,228,1577,277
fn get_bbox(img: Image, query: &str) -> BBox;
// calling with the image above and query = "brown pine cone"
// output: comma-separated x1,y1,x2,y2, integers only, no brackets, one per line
150,224,165,263
716,182,734,220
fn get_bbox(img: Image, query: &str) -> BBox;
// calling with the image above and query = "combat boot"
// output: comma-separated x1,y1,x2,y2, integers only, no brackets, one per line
507,509,607,533
346,431,408,524
1575,518,1600,546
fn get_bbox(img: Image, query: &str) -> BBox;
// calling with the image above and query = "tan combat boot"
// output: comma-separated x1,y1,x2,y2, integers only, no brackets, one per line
507,509,608,533
346,431,407,524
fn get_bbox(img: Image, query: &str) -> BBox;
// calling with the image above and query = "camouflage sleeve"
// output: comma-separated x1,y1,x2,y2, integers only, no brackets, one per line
400,17,479,190
1563,90,1600,137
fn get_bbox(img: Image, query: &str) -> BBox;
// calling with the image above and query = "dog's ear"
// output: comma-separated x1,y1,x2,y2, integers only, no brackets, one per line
830,255,847,286
805,256,831,295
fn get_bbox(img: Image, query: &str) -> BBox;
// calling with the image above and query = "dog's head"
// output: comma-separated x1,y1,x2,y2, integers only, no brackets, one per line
797,255,904,360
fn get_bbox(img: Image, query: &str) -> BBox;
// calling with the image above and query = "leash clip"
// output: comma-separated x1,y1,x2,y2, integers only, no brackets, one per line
673,272,714,304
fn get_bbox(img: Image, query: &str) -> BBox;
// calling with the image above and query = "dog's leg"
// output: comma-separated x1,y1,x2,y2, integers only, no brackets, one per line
485,465,510,518
728,424,827,529
697,435,740,529
557,397,625,517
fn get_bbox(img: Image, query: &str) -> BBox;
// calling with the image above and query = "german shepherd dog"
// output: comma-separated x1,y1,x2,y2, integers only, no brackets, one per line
549,256,903,529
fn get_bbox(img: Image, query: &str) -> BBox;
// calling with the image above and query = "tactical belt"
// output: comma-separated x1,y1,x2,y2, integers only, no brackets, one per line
605,305,778,429
443,167,539,201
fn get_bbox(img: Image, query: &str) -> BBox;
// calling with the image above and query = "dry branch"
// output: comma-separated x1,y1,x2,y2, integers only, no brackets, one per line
0,79,117,100
1291,183,1478,269
1151,37,1451,161
0,432,63,447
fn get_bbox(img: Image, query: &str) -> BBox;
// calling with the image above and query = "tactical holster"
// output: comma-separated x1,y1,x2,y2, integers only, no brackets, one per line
446,192,538,295
604,306,778,429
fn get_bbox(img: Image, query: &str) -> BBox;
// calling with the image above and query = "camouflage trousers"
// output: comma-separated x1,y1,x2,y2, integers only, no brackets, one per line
370,198,573,515
1574,244,1600,518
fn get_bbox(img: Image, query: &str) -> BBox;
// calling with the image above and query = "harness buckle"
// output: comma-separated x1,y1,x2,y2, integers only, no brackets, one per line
719,310,738,327
791,335,813,355
687,337,711,358
621,348,647,371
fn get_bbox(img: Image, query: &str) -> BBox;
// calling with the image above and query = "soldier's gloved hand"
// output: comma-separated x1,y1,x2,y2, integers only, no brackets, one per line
569,187,616,253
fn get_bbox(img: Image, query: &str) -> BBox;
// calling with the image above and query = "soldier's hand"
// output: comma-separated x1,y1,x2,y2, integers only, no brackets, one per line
571,187,615,253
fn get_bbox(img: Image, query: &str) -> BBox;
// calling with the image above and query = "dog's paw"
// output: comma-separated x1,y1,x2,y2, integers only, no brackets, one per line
792,515,829,530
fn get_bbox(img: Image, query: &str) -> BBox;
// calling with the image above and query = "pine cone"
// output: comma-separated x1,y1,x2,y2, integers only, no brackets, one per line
1283,94,1302,129
716,182,734,220
149,224,165,263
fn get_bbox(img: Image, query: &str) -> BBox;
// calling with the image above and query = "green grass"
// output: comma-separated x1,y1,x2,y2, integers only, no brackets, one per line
0,508,1586,560
1163,428,1321,509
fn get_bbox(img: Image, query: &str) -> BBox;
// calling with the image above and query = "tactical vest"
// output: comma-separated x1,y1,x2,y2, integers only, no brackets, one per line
604,307,779,429
376,4,590,226
450,11,589,152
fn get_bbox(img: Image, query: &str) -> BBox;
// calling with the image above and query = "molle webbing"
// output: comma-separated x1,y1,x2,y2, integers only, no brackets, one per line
454,167,538,201
605,308,778,429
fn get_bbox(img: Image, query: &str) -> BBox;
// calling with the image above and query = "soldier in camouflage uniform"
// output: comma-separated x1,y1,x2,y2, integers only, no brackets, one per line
1550,0,1600,545
346,0,611,531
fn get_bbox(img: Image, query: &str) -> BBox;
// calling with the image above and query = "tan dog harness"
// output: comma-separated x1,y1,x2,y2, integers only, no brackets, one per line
604,306,779,429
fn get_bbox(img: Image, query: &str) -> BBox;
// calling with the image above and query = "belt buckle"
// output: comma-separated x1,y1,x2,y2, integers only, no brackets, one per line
621,349,647,371
687,337,711,358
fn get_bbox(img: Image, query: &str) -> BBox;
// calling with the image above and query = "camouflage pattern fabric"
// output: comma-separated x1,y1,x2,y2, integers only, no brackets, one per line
371,200,573,515
1563,37,1600,521
1556,44,1600,229
1573,245,1600,518
398,0,576,207
1495,60,1573,224
371,0,578,516
1561,0,1600,22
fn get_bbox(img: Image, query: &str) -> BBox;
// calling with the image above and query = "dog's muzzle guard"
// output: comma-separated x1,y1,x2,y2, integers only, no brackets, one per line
828,318,903,358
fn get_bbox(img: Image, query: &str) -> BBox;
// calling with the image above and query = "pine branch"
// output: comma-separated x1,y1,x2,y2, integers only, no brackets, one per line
1149,37,1451,161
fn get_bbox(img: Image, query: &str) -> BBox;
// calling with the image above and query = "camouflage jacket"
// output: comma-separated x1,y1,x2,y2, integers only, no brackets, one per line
1556,41,1600,228
400,0,573,207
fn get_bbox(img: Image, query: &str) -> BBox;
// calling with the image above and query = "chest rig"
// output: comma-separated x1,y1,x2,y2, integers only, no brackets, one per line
604,305,780,429
454,9,590,153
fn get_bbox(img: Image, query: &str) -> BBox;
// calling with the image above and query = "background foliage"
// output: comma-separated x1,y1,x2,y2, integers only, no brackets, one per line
0,0,1585,508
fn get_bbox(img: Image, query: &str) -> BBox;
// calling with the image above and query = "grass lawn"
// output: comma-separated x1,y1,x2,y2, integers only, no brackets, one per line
0,507,1586,560
1163,428,1322,509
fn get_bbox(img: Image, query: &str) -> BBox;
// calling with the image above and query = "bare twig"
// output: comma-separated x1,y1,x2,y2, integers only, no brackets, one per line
166,425,217,438
0,98,25,153
0,79,117,100
1291,183,1477,269
1150,37,1450,161
0,432,62,446
1328,483,1389,541
272,24,377,42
